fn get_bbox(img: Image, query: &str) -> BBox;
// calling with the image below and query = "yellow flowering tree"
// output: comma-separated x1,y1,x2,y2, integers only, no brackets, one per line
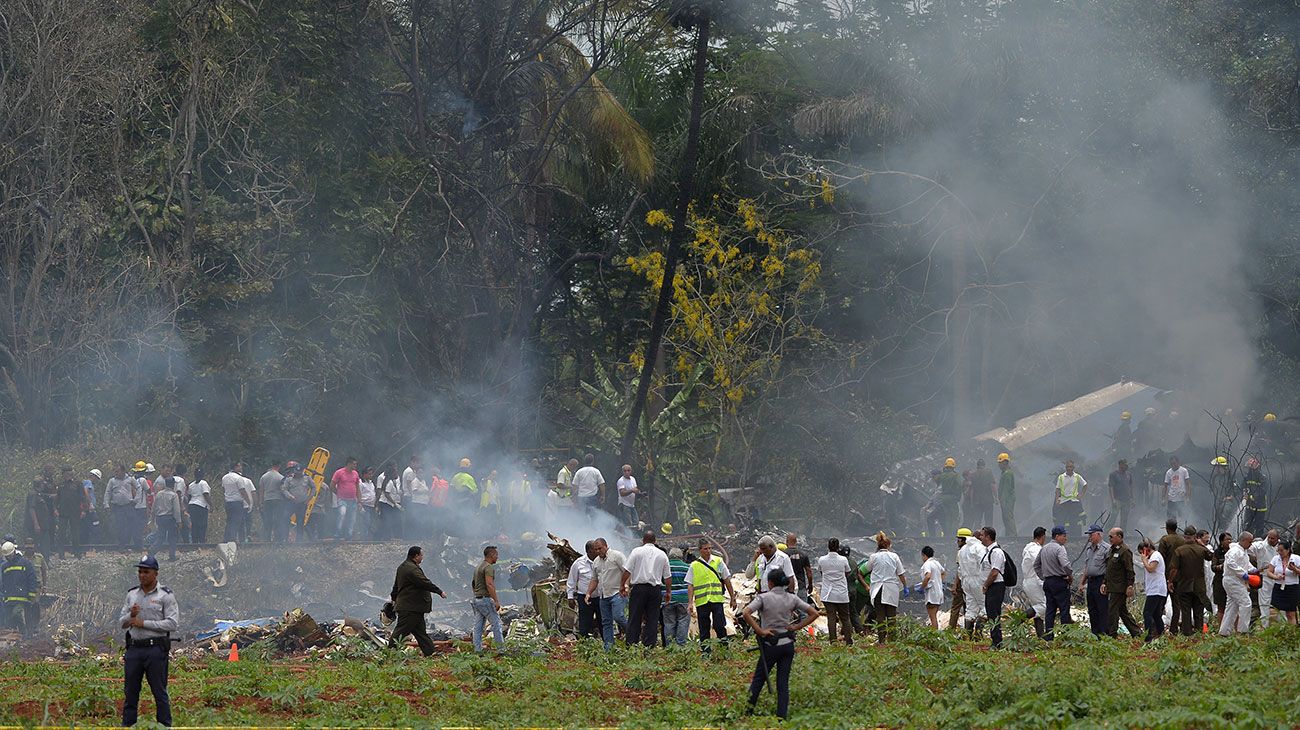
626,195,825,413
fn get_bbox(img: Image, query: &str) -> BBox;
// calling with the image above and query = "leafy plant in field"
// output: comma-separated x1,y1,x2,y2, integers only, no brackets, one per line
570,360,717,519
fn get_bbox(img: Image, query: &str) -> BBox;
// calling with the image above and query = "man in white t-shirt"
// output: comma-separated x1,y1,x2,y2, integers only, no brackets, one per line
220,462,252,543
919,545,945,630
817,538,853,644
570,454,605,515
1164,457,1191,524
978,526,1007,649
616,464,640,527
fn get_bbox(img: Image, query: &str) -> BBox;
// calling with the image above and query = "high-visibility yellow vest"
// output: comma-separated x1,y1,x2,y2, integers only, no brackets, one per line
690,556,727,606
1057,473,1083,501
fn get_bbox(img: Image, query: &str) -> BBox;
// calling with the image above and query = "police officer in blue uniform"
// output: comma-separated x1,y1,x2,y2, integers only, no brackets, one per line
120,555,178,727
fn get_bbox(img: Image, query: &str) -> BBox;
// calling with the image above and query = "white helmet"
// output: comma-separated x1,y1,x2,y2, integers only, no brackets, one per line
0,542,15,557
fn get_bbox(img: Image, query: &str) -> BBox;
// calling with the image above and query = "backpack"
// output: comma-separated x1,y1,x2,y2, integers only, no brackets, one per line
985,545,1018,587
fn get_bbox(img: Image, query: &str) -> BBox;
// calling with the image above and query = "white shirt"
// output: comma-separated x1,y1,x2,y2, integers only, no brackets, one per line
106,476,136,507
566,556,595,599
751,550,794,593
358,479,376,507
402,467,429,505
242,475,256,511
816,552,851,603
921,557,945,604
867,550,905,606
1164,467,1190,501
1056,473,1086,502
1269,554,1300,586
1223,543,1254,585
221,472,248,503
624,544,671,586
590,550,627,599
187,479,210,509
134,477,150,508
1249,540,1279,586
982,542,1006,584
616,476,638,507
1021,542,1044,586
572,466,604,498
1144,551,1167,596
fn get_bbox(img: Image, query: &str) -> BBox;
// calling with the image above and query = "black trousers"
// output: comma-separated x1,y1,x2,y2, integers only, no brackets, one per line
57,514,82,558
985,582,1006,648
697,602,729,642
1043,576,1073,639
378,504,401,540
290,501,309,541
188,505,208,543
748,640,795,719
1107,589,1142,637
123,644,171,726
576,597,602,638
626,584,662,647
223,501,245,542
1086,575,1108,635
261,500,283,542
1143,594,1166,642
390,611,434,656
112,505,135,546
155,519,180,560
1176,590,1204,635
871,594,897,643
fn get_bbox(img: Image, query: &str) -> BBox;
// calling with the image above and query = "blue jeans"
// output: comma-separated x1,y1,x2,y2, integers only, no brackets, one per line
662,603,690,646
471,597,502,651
620,504,639,527
335,501,356,540
598,594,629,650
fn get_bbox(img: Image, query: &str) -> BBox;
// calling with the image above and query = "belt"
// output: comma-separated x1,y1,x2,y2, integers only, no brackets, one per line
126,636,168,648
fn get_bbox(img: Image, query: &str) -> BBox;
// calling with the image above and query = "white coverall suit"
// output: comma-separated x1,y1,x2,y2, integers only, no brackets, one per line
958,539,988,623
1021,541,1047,617
1220,543,1254,636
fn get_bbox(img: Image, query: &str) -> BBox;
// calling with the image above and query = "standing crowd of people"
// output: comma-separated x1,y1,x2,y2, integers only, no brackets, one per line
13,452,635,559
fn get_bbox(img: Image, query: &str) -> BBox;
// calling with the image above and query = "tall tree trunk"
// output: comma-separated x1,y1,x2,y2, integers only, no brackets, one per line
619,16,711,469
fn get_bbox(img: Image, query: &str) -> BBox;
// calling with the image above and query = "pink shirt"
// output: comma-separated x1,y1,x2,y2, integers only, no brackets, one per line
332,467,360,500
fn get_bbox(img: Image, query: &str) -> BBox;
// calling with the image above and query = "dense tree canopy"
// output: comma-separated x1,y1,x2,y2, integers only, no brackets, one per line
3,0,1298,520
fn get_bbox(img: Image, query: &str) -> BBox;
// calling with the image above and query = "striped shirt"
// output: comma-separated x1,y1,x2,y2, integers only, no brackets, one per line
668,559,690,604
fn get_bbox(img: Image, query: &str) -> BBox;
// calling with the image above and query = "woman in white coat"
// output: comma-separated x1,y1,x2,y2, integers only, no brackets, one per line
866,531,906,643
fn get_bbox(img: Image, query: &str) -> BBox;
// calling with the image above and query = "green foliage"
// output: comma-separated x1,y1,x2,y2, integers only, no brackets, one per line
571,360,717,519
4,623,1300,726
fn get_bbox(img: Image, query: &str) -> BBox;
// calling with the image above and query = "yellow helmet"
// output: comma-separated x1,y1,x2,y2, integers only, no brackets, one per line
944,457,957,468
660,522,673,535
132,460,148,472
956,527,973,539
1211,456,1228,467
1264,413,1277,422
1120,411,1131,421
776,543,787,551
997,453,1011,463
687,518,702,527
459,458,472,468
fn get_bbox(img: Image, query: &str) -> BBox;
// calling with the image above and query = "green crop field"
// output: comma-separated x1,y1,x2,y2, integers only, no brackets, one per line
4,617,1300,728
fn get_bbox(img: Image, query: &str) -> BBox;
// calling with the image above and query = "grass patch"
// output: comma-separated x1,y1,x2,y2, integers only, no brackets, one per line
2,623,1299,727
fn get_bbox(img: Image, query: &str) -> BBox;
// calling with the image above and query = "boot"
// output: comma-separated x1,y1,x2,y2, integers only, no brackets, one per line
1033,617,1045,639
